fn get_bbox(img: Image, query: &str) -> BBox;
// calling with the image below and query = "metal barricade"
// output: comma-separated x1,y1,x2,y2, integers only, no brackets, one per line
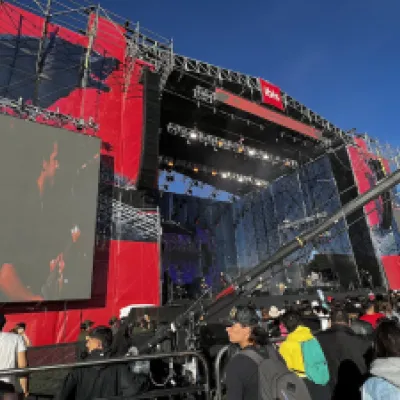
213,345,230,400
0,351,210,400
27,342,78,367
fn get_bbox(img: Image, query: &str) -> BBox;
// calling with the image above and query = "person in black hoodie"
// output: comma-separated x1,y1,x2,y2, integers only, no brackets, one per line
56,326,149,400
224,305,282,400
316,309,371,400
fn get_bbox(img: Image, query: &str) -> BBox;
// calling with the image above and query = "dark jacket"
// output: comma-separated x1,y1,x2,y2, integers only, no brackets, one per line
317,324,371,400
56,349,149,400
75,331,88,360
225,345,275,400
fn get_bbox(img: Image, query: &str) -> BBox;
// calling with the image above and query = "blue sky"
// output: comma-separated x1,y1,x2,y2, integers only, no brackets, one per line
97,0,400,198
102,0,399,145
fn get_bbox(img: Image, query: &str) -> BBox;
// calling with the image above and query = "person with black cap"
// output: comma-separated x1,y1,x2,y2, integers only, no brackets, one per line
224,305,284,400
0,313,28,398
316,309,370,400
75,319,94,360
109,316,120,336
57,326,149,400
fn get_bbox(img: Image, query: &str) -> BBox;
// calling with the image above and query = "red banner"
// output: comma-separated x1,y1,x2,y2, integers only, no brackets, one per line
259,78,284,110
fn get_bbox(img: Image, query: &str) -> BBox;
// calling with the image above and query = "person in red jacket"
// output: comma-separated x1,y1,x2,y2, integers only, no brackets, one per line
359,301,385,328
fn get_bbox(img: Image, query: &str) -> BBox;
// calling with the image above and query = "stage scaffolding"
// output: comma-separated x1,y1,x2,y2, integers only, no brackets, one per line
3,0,348,141
0,0,174,106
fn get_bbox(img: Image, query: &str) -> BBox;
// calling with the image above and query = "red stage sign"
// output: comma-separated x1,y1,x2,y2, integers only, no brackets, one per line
259,78,284,110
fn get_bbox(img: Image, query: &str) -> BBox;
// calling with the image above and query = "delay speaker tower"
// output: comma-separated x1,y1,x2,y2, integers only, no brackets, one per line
136,67,161,190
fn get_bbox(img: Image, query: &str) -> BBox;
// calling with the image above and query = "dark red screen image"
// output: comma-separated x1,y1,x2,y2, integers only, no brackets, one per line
0,114,101,302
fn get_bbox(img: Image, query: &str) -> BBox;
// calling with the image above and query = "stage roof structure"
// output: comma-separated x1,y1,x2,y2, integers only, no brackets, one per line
1,0,397,196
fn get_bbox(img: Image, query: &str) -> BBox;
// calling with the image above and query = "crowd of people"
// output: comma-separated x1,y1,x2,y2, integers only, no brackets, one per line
0,312,155,399
225,291,400,400
0,292,400,399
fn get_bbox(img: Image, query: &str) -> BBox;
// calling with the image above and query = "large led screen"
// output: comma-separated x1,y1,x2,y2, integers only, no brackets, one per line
0,114,101,302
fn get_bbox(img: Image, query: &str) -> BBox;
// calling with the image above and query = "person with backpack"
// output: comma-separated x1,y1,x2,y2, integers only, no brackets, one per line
57,326,149,400
280,310,330,399
225,305,312,400
317,309,370,400
362,320,400,399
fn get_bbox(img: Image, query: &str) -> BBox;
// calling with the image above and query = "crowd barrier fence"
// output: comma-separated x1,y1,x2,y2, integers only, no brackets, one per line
0,351,210,400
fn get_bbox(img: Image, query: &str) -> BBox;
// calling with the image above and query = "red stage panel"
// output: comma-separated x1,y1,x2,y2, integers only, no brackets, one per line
381,256,400,290
347,145,381,227
347,139,400,289
347,141,389,227
215,88,322,140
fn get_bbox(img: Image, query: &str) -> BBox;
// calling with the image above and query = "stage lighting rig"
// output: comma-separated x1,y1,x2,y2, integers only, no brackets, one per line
166,122,298,169
193,85,215,104
159,155,268,188
0,97,99,133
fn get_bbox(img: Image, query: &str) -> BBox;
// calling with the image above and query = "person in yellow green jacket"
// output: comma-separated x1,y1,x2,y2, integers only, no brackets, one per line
279,310,331,399
279,310,314,377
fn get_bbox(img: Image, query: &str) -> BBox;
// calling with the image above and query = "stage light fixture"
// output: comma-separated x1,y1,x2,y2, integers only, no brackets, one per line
166,122,298,168
193,85,216,104
159,156,268,188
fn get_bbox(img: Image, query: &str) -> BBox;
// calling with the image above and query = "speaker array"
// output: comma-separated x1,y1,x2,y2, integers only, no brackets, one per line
136,67,161,190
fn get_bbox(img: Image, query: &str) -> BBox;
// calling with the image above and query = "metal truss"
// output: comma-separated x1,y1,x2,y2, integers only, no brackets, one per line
97,192,161,241
174,54,259,91
166,122,298,168
172,55,347,139
159,155,269,188
128,30,174,91
0,96,98,132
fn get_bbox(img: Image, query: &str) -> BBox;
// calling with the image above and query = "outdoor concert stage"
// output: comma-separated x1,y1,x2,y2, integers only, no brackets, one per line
0,0,399,346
